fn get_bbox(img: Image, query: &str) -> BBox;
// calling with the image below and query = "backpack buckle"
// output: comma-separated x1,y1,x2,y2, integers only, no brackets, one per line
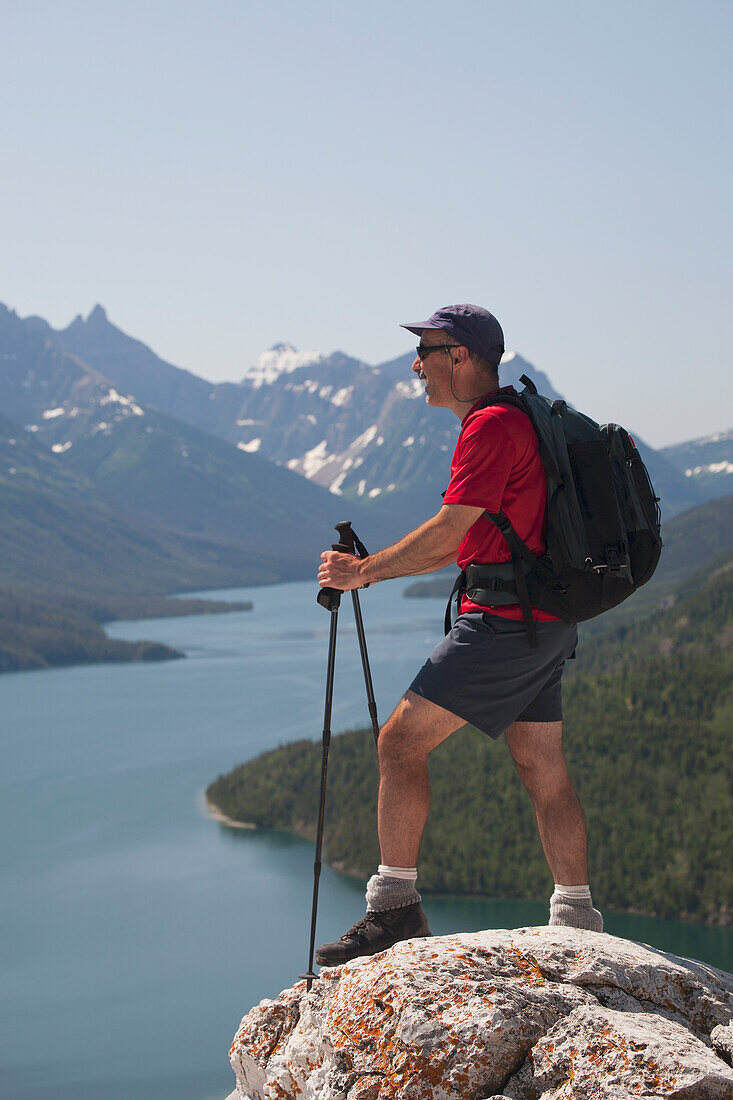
489,511,512,534
605,547,623,573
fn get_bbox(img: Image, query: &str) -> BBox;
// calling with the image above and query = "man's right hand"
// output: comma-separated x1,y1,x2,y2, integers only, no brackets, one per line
318,550,365,592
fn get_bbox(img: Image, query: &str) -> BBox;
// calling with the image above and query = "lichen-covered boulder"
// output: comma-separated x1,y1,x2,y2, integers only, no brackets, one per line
226,927,733,1100
504,1004,733,1098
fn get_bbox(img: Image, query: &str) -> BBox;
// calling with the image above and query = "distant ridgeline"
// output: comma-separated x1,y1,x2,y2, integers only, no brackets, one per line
0,300,728,672
207,553,733,927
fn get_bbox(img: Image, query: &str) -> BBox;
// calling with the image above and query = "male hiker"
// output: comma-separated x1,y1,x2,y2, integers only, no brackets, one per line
315,304,602,967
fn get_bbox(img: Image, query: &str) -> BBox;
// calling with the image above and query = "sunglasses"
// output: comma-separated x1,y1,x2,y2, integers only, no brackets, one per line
415,343,460,361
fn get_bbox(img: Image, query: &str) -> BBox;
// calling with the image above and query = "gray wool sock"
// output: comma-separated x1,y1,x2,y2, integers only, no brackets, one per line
549,888,604,933
365,867,421,913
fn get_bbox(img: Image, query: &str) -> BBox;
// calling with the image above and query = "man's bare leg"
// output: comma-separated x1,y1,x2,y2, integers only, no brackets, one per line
315,691,463,965
505,720,588,883
506,720,602,930
376,689,467,867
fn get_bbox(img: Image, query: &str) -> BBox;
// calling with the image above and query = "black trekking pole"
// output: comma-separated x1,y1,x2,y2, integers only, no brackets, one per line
300,526,349,991
300,522,380,990
335,522,381,748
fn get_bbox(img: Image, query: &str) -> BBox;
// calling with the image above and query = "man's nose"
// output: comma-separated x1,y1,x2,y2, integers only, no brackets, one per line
411,355,422,373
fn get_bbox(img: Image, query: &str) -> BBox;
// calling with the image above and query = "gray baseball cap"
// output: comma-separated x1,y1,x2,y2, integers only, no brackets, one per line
400,304,504,365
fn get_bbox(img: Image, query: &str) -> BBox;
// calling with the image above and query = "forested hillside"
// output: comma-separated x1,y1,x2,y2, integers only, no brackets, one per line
0,588,183,672
0,588,254,672
207,556,733,926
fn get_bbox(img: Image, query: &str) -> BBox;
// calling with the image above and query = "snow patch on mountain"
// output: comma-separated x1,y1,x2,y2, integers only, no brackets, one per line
243,343,323,388
100,389,144,416
686,461,733,477
687,429,732,446
329,472,347,495
238,439,261,453
299,440,332,478
352,426,378,450
395,379,424,399
331,386,353,407
43,405,80,420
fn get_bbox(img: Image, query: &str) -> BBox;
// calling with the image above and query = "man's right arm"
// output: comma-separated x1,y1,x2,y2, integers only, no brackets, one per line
318,503,483,592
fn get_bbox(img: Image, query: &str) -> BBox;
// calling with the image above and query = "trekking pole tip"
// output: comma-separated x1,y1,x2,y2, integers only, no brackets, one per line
299,971,318,991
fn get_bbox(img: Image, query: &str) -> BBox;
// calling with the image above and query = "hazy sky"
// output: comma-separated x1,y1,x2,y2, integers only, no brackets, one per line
2,0,731,447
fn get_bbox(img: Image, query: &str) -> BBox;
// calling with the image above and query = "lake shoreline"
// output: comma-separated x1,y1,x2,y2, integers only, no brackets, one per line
204,794,256,830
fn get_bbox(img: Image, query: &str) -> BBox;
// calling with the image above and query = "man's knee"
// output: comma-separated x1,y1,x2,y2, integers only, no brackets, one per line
377,707,423,770
377,691,464,770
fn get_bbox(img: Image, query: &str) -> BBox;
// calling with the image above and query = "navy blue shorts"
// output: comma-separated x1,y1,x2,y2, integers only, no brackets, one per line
409,612,578,740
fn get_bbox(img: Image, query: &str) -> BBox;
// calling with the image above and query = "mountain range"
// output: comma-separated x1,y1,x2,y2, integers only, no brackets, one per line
0,301,730,608
0,304,389,594
6,303,729,541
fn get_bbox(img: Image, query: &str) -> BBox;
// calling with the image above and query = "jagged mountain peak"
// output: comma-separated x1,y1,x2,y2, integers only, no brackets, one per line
87,304,108,324
242,343,325,387
62,304,109,334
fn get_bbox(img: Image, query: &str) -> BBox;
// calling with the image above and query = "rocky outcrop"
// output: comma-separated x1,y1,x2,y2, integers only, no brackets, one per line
226,927,733,1099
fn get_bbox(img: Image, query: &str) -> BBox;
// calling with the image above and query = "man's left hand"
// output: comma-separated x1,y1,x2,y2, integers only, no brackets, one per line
318,550,364,592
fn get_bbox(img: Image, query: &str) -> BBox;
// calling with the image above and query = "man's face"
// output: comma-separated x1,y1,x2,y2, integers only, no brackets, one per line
411,330,455,407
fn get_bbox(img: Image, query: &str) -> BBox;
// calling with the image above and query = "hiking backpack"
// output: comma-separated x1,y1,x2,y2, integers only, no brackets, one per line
446,374,663,646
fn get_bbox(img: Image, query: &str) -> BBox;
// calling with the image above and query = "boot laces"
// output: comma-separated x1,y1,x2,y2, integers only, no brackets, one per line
341,913,381,941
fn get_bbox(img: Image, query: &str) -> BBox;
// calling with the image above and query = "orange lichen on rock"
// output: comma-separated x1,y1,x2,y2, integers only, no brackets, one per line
226,927,733,1100
523,1005,733,1099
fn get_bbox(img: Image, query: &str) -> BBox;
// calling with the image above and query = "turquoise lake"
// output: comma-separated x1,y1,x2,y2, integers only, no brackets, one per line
1,578,730,1100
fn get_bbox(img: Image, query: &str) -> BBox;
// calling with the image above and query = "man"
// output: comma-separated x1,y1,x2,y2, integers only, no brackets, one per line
315,304,602,967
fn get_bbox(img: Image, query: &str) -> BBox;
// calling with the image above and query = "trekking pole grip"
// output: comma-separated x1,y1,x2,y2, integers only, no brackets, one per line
317,520,372,610
334,520,371,589
316,522,353,610
334,520,356,553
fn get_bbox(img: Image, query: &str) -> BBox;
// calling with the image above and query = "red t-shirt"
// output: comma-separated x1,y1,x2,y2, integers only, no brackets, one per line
442,389,559,622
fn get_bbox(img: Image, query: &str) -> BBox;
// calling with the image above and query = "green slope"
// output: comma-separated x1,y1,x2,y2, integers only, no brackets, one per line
0,416,258,671
59,403,346,573
207,557,733,925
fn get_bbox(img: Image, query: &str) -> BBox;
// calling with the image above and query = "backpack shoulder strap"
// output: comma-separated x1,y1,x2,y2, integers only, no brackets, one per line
482,510,540,648
472,384,525,415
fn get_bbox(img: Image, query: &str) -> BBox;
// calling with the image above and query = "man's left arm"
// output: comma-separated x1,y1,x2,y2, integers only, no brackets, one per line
317,503,484,592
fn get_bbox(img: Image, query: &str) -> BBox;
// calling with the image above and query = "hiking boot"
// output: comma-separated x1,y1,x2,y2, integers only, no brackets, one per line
315,902,432,967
